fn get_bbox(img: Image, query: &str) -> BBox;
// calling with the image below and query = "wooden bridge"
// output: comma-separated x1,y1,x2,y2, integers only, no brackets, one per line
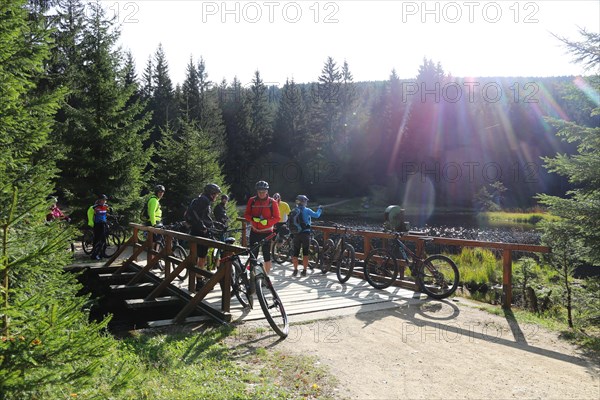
68,222,550,331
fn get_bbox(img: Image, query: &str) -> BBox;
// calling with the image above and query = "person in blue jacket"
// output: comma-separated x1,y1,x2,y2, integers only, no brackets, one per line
291,195,322,277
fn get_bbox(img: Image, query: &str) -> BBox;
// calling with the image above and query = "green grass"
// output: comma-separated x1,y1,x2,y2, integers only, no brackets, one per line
74,324,338,399
453,248,501,286
480,211,559,225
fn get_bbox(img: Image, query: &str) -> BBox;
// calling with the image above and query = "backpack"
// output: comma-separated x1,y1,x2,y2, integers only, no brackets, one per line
287,207,307,234
140,197,151,221
251,197,273,215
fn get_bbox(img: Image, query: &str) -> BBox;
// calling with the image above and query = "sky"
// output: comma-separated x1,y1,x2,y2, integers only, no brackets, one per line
101,0,600,87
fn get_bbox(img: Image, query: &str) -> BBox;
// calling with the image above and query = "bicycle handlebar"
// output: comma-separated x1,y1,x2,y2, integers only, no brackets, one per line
218,231,277,263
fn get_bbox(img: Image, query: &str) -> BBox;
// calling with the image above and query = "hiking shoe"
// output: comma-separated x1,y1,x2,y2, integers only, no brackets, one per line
301,269,307,277
292,270,298,277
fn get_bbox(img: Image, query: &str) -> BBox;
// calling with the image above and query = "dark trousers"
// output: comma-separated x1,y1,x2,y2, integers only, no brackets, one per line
91,222,107,258
249,230,272,262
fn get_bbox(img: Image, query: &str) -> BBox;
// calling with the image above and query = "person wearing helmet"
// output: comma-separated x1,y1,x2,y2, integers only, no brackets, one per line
291,195,322,277
213,194,229,229
185,183,222,287
272,192,291,239
88,194,110,260
146,185,166,228
244,180,280,274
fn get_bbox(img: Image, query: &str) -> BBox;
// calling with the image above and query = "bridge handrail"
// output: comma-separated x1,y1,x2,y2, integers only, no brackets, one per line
237,217,550,308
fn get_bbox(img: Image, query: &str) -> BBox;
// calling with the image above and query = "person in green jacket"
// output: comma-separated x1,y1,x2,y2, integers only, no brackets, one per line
146,184,165,227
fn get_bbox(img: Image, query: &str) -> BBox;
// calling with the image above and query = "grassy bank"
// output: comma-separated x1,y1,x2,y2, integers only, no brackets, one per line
84,325,337,399
479,210,559,225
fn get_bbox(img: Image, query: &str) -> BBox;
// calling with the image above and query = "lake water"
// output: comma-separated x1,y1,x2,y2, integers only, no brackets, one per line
321,212,542,245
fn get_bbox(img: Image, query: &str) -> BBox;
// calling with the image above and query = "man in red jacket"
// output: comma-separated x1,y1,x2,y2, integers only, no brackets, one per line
244,180,280,274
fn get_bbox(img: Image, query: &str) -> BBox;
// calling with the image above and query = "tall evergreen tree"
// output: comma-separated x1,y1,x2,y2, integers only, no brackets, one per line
241,70,273,158
273,78,306,156
54,1,152,217
315,56,343,147
148,43,177,145
196,57,226,155
538,29,600,266
1,3,137,396
153,120,227,222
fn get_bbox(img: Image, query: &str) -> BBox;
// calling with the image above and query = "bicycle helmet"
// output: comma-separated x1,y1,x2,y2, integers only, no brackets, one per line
272,193,281,201
296,195,309,205
154,184,166,193
255,180,269,190
203,183,222,196
221,194,229,201
98,194,108,200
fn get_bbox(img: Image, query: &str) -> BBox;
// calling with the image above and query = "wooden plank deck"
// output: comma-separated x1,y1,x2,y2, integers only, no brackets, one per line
77,247,426,329
170,260,426,325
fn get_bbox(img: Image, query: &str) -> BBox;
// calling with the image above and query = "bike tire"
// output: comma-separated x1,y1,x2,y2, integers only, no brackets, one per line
419,255,459,299
320,238,335,274
172,244,189,280
255,275,289,339
364,248,399,289
82,229,94,255
111,226,128,245
232,259,252,309
308,238,321,270
154,242,165,273
272,238,292,264
336,243,356,283
102,233,120,258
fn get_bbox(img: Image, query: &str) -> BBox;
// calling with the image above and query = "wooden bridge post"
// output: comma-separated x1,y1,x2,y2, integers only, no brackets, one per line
188,243,198,292
502,249,513,309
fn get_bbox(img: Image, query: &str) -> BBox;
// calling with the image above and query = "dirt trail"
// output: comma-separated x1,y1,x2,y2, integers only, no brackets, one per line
242,299,599,400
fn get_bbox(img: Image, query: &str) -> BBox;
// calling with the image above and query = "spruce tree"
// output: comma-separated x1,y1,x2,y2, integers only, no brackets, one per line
153,120,229,222
538,29,600,266
1,2,135,396
54,1,152,218
149,44,177,144
241,70,274,159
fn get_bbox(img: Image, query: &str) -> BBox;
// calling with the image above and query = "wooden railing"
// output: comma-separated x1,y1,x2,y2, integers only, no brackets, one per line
239,218,550,308
104,223,246,323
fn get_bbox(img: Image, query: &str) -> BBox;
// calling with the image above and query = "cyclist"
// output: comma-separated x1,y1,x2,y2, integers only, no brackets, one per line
185,183,222,286
46,196,69,222
87,194,110,260
213,194,229,234
146,184,165,228
244,180,280,274
143,185,166,253
291,195,322,277
272,192,290,240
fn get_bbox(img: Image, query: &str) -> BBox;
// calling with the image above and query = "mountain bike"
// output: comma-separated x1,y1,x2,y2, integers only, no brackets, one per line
82,226,121,258
363,231,459,299
320,224,356,283
82,214,126,257
220,231,289,339
271,229,321,269
205,222,241,271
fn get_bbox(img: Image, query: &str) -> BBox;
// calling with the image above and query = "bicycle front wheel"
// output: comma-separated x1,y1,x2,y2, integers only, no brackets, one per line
172,245,189,280
320,239,335,274
308,238,321,270
271,238,292,264
102,233,120,258
364,248,398,289
255,275,289,339
336,243,356,283
232,259,252,309
419,255,459,299
82,229,94,255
